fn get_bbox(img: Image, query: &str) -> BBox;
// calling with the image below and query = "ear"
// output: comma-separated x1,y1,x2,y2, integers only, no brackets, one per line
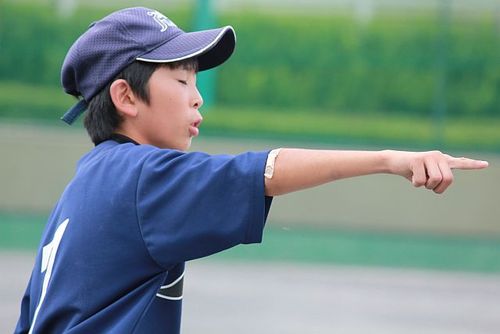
109,79,139,117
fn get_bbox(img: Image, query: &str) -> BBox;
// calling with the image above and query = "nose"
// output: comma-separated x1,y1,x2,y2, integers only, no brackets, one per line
192,86,204,110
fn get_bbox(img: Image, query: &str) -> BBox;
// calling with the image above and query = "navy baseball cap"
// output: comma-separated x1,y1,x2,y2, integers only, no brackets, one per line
61,7,236,125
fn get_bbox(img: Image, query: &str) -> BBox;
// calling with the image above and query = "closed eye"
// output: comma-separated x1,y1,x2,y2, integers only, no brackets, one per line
178,80,187,85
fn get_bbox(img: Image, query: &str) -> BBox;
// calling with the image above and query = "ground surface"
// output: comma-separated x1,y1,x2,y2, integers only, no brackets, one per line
3,251,500,334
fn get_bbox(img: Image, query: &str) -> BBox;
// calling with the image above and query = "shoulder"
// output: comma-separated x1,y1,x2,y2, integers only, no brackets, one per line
78,141,159,166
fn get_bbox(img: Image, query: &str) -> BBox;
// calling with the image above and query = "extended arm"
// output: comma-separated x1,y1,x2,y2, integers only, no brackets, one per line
264,149,489,196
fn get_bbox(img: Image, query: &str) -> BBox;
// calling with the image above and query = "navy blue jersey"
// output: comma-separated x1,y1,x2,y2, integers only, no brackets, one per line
16,139,272,333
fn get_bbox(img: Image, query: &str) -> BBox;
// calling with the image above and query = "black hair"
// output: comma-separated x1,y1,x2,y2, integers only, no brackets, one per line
84,58,198,145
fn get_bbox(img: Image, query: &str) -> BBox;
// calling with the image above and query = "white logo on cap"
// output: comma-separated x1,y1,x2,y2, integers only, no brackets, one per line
147,10,177,32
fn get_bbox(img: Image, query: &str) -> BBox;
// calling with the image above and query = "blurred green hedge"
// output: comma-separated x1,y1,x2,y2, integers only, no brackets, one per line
0,3,498,117
0,3,191,86
220,12,499,117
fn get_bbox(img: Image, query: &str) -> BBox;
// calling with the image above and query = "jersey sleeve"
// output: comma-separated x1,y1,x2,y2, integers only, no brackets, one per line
136,149,272,268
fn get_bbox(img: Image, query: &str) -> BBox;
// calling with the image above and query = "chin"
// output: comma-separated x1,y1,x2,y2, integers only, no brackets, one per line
153,136,192,151
169,141,191,152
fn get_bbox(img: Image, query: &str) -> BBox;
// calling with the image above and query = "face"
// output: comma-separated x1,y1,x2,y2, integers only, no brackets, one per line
132,66,203,150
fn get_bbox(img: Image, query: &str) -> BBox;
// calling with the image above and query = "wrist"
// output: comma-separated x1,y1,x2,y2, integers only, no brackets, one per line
379,150,395,174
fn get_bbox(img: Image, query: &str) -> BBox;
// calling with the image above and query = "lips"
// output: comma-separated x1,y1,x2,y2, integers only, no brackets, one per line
189,119,202,137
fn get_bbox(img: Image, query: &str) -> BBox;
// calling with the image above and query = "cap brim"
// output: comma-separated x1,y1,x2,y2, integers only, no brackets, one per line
136,26,236,71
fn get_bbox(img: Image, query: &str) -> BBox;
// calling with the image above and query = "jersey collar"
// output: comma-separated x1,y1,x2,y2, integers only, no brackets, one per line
109,133,140,145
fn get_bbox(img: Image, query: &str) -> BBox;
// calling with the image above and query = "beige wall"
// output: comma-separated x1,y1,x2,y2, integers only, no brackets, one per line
1,122,499,236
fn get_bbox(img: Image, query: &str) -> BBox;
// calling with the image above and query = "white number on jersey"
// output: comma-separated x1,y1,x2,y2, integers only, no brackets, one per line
28,218,69,334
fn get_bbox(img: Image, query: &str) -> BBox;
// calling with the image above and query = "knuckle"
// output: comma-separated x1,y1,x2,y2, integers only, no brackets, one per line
430,175,442,183
433,150,443,156
428,150,444,161
434,187,445,194
413,178,425,187
425,174,442,187
443,175,454,184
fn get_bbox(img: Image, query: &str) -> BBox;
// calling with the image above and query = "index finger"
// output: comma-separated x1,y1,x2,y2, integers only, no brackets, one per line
448,157,489,170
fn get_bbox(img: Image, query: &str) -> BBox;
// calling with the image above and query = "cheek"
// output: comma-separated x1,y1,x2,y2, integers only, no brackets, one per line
148,89,189,128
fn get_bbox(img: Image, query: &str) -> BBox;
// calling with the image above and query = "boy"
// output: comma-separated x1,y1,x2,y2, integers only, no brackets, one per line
15,7,488,334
